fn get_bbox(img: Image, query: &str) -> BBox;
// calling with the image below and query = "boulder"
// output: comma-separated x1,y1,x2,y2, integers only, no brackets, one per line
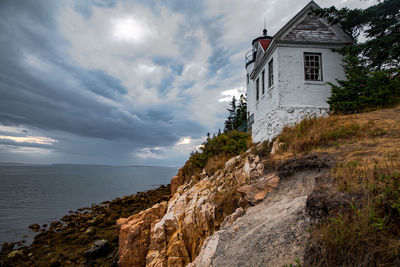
84,239,110,260
237,173,279,204
49,221,63,230
28,223,40,232
7,250,23,258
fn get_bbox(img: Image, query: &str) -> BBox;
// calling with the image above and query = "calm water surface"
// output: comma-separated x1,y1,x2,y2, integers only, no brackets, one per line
0,164,178,245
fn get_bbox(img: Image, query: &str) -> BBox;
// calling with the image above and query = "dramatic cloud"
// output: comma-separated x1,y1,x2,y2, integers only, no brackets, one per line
0,0,374,166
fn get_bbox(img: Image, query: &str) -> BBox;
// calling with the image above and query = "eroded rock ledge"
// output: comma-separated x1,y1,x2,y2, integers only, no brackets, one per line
117,149,331,267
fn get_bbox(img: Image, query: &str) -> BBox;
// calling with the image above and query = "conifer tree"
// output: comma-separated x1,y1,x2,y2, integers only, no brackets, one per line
315,0,400,113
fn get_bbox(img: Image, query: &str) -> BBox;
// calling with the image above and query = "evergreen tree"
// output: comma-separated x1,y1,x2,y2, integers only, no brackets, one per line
224,96,236,133
234,94,247,130
223,94,248,132
315,0,400,113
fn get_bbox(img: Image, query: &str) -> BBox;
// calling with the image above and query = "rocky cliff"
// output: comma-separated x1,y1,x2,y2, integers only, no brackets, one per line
117,145,280,266
117,107,400,267
116,145,329,266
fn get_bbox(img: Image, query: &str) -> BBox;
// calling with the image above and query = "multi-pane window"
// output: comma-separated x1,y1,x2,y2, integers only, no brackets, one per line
304,53,322,81
268,59,274,87
256,78,259,101
262,70,265,95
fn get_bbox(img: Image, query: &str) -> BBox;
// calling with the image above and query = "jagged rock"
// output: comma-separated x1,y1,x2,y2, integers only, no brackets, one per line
237,173,279,204
84,239,110,260
118,148,281,267
117,201,168,267
170,175,183,195
221,207,245,228
190,168,328,267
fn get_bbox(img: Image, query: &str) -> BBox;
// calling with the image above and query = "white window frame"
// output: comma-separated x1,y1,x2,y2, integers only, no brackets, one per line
304,53,322,81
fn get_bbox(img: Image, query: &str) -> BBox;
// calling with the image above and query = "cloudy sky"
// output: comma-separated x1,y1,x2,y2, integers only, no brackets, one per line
0,0,374,166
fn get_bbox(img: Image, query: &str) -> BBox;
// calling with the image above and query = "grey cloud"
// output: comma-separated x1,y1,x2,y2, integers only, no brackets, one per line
0,0,205,164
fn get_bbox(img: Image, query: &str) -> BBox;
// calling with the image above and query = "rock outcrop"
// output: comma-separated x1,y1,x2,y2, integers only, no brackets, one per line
189,169,327,267
117,147,331,267
117,147,274,267
117,202,168,267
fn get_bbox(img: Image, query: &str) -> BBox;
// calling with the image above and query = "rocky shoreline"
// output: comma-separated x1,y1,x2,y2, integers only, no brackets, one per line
0,184,171,267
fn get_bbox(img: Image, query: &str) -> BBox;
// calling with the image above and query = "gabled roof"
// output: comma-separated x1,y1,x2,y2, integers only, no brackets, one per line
250,0,354,79
274,1,353,44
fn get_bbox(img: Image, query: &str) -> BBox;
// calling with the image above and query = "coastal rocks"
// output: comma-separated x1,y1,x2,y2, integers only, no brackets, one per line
28,224,41,232
7,250,23,259
84,239,110,260
237,173,280,204
1,242,14,253
84,226,96,235
0,185,171,267
117,201,168,267
118,149,278,267
49,221,63,231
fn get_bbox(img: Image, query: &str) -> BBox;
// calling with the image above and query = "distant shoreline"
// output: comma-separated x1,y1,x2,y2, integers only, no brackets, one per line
0,184,172,266
0,162,178,168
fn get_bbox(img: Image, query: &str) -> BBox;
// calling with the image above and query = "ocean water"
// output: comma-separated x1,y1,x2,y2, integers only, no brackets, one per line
0,164,178,245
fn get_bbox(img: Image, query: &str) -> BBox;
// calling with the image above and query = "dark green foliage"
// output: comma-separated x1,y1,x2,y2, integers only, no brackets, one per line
224,94,247,132
182,131,251,177
314,0,400,71
327,55,400,113
314,0,400,114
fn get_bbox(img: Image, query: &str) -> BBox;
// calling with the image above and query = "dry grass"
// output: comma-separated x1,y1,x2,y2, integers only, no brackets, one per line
286,106,400,266
310,155,400,266
278,115,390,156
204,154,230,176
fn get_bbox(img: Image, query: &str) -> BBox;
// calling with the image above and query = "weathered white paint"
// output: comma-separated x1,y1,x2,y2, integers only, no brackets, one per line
247,45,345,142
245,1,353,143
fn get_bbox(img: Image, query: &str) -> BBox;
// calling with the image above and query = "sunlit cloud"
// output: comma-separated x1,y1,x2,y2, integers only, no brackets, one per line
112,16,152,43
177,137,191,145
0,135,58,145
135,147,163,159
218,88,246,102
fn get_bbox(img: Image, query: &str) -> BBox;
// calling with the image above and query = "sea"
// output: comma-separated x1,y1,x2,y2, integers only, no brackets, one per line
0,164,178,246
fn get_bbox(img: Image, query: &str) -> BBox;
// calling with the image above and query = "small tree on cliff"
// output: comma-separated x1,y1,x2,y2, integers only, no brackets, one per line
223,94,247,133
224,96,236,133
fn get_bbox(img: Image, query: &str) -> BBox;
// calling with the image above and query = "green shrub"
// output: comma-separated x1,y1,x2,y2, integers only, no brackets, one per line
181,131,251,179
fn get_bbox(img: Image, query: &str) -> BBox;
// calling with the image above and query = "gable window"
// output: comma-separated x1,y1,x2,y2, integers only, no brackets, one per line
256,78,259,101
304,53,322,81
268,59,274,87
262,70,265,95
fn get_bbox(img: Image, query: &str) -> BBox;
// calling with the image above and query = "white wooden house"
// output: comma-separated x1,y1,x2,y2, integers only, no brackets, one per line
245,1,353,142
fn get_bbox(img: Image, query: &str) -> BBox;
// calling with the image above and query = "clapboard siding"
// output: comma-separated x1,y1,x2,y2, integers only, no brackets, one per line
282,15,341,42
